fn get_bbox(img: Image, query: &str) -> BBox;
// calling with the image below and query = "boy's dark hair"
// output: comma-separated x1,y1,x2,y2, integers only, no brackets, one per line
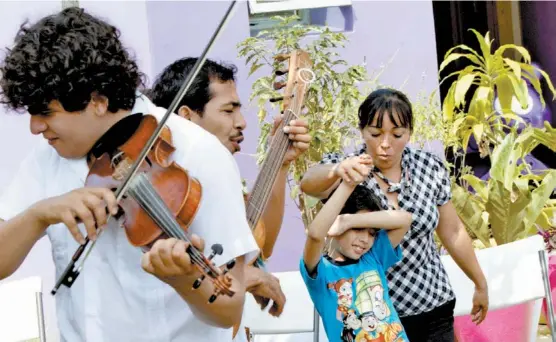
358,88,414,132
0,7,143,115
323,185,382,215
148,57,237,115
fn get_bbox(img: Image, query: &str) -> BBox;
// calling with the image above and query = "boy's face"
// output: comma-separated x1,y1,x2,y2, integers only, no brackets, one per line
29,97,123,159
335,209,376,260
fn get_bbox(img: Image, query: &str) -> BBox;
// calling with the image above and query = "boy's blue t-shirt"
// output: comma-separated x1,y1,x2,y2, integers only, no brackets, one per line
299,230,409,342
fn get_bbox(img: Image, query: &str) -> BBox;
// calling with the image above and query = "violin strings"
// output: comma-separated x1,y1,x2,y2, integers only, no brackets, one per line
132,174,233,294
129,175,230,293
127,174,216,277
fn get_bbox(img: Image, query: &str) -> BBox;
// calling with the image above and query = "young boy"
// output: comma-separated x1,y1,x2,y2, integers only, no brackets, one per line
300,155,412,342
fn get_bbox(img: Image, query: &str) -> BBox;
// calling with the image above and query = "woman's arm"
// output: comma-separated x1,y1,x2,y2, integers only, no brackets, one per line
299,163,341,199
300,155,373,199
436,201,489,323
303,181,356,272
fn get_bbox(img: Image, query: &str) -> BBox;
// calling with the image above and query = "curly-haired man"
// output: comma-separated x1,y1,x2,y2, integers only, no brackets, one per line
0,7,258,341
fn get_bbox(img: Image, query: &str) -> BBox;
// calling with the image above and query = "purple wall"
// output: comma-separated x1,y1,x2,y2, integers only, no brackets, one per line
146,1,440,272
520,2,556,126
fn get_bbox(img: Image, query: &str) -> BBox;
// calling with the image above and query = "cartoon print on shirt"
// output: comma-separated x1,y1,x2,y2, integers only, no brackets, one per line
327,278,354,320
341,309,361,342
354,271,403,342
327,272,404,342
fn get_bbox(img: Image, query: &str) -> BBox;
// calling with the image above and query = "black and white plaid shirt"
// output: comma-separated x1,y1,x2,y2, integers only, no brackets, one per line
319,144,455,317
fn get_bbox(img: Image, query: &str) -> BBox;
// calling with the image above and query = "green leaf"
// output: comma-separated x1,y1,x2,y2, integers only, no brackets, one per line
523,170,556,232
469,29,492,68
489,132,515,185
493,74,515,113
455,73,475,106
461,174,488,200
503,57,522,80
486,180,530,245
439,53,483,74
495,44,532,64
452,184,491,247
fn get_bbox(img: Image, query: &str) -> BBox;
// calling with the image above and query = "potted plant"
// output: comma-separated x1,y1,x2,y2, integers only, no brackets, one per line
237,15,383,229
438,29,556,341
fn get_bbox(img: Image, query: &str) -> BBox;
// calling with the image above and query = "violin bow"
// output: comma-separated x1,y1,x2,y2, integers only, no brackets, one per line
52,0,239,295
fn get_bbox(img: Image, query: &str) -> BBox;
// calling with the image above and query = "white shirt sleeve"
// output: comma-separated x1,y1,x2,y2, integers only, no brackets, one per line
173,132,259,268
0,144,47,223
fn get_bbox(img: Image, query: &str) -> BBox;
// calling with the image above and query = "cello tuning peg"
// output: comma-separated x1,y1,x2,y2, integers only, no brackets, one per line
274,53,290,61
273,81,286,90
275,69,288,76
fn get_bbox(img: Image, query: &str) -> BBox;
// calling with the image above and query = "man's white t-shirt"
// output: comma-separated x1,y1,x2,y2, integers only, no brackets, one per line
0,94,259,341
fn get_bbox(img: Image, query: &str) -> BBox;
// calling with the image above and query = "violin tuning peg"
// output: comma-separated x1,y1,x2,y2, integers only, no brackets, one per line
224,259,236,272
208,293,218,303
208,243,223,261
273,81,286,90
192,274,205,289
274,53,290,61
275,69,288,76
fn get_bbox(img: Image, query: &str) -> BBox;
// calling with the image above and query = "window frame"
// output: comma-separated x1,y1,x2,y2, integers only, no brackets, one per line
247,0,352,14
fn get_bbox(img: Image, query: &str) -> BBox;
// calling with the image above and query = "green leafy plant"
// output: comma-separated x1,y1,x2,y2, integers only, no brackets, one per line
440,29,556,156
439,29,556,246
237,15,381,228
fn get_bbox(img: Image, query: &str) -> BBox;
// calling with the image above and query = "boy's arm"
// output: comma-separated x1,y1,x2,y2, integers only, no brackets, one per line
338,210,412,247
303,181,356,273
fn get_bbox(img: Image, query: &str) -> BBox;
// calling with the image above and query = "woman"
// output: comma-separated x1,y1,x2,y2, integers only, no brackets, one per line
300,88,489,341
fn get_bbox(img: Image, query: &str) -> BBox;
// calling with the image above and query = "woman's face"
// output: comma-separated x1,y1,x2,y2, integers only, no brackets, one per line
361,111,411,170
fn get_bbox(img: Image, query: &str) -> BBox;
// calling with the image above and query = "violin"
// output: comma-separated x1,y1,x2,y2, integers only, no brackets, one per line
85,114,235,302
51,0,240,303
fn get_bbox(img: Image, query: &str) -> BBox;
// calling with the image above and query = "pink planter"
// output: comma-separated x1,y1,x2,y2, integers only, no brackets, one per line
541,253,556,329
454,302,538,342
454,253,556,342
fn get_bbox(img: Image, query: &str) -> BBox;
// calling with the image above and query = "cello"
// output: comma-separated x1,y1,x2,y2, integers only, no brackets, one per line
51,1,240,304
235,49,314,338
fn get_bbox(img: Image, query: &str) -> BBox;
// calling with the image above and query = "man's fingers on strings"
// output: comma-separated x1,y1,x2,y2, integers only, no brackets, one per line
189,233,205,252
171,240,195,273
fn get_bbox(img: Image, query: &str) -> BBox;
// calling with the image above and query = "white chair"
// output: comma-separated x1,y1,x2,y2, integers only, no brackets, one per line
0,276,46,342
243,271,325,342
441,235,556,342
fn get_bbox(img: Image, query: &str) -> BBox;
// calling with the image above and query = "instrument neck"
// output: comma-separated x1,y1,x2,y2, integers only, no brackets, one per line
246,109,297,228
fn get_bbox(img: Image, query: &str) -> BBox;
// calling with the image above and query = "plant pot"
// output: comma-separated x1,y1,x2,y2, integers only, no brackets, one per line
540,252,556,328
454,301,539,342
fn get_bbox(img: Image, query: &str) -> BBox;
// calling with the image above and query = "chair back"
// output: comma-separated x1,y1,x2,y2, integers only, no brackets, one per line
0,276,46,342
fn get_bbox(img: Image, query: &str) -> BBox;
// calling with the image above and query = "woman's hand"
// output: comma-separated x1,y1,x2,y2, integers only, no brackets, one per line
329,154,373,184
471,284,489,324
